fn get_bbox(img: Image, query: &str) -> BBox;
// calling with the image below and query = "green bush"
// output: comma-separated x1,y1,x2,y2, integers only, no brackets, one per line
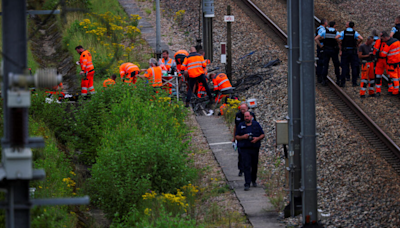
111,206,200,228
89,81,197,218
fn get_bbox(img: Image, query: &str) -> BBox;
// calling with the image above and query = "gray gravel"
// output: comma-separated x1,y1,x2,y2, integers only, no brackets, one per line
137,0,400,226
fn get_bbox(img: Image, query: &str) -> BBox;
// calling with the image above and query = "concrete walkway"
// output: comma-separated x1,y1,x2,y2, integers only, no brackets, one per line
196,116,284,228
118,0,172,57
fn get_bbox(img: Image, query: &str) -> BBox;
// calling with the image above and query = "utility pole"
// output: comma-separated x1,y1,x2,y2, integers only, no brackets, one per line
155,0,161,60
226,5,232,81
286,0,302,218
299,0,318,225
1,1,88,227
202,0,214,61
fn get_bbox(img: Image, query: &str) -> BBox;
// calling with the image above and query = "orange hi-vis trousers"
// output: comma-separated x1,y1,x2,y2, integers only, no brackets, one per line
374,58,387,93
387,63,400,95
360,62,375,96
81,71,95,96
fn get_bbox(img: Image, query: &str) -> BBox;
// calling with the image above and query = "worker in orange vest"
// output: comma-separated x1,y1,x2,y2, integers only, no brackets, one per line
181,47,213,107
209,72,233,103
158,50,176,71
103,74,117,88
380,31,400,95
174,49,189,90
373,35,388,96
198,49,211,77
119,62,140,84
196,78,208,98
75,45,95,97
358,36,375,98
139,58,162,89
45,82,65,100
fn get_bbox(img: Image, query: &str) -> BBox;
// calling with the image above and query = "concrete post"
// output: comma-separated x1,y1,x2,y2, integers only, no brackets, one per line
299,0,318,224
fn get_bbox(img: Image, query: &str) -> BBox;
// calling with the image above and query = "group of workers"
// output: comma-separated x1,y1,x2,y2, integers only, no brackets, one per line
55,45,234,106
314,16,400,97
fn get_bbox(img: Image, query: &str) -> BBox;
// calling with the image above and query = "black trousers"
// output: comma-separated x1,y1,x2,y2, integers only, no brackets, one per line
186,74,212,102
340,49,359,84
238,148,243,172
316,46,324,79
241,147,260,186
322,48,340,81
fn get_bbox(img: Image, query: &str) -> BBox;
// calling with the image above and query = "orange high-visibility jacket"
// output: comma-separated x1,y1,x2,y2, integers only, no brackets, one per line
212,73,233,91
197,78,208,97
381,38,400,64
103,78,115,88
373,39,388,59
79,50,94,73
174,50,189,71
181,52,207,78
120,63,139,79
144,66,162,87
158,58,175,70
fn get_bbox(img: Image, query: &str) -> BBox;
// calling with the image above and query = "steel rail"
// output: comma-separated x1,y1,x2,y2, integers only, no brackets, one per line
241,0,400,168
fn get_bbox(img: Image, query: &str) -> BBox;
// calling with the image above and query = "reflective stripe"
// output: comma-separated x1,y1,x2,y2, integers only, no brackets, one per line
389,85,394,88
88,86,94,90
86,64,93,68
369,87,375,90
369,80,375,83
388,51,400,56
376,85,381,88
390,47,400,52
373,47,378,50
395,86,400,89
187,61,203,66
126,66,135,71
392,78,399,81
90,91,96,94
81,93,87,96
82,59,88,62
218,79,229,87
376,74,382,78
360,88,367,91
188,65,202,70
151,68,155,84
81,87,88,90
381,51,388,54
220,87,233,91
214,85,218,88
361,79,368,83
198,91,207,94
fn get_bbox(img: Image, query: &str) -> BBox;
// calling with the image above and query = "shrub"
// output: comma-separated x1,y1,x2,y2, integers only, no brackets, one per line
89,81,197,217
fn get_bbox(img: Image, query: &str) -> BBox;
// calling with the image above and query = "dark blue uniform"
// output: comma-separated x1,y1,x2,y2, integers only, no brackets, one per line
338,28,361,86
236,120,264,187
235,111,256,173
321,27,341,84
316,25,326,82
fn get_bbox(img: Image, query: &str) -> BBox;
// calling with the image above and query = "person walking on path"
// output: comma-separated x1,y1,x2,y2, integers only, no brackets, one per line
235,111,265,191
232,103,257,177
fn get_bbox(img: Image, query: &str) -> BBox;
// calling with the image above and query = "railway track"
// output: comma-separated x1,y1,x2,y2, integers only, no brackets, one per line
239,0,400,172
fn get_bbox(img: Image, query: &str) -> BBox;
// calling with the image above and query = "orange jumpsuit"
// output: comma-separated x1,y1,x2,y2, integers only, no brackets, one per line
373,39,388,93
144,66,162,88
196,78,208,98
120,63,139,84
211,73,233,103
103,78,115,88
380,38,400,95
79,50,95,96
359,44,375,96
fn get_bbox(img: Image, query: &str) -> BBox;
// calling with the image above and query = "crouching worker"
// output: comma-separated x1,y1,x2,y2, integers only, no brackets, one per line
235,111,265,191
103,74,117,88
138,58,162,91
209,72,233,103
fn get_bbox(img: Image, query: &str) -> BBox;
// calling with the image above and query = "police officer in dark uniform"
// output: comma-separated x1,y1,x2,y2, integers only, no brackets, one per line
315,21,341,85
315,19,328,83
236,112,265,191
390,15,400,39
232,103,257,177
336,21,363,87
